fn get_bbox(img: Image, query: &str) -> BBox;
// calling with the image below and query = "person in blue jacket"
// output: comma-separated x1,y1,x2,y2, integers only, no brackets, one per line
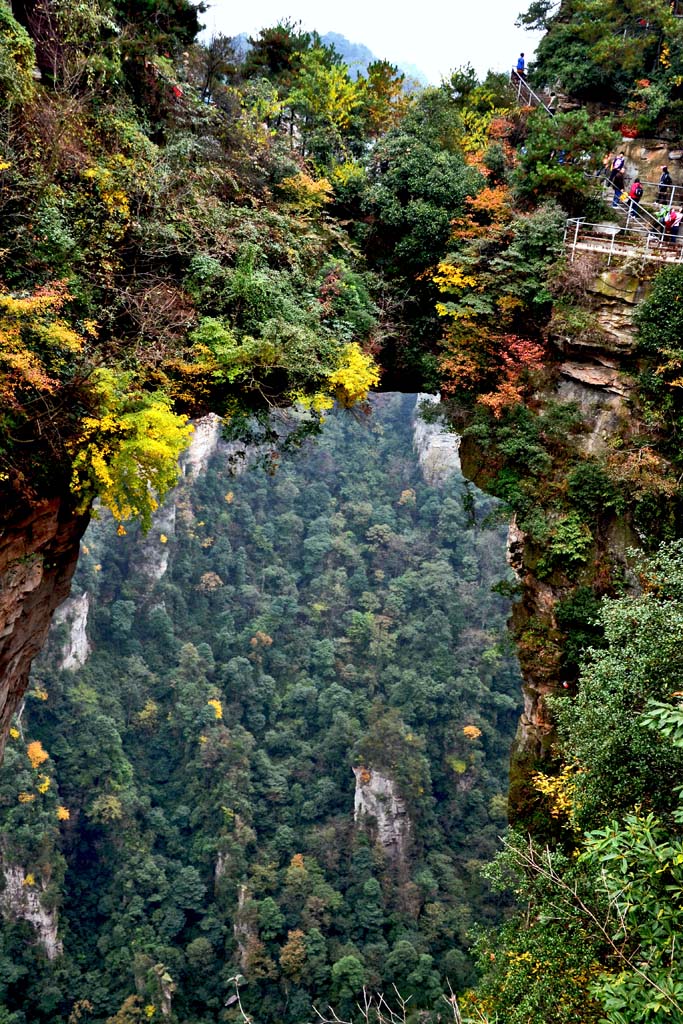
516,53,526,75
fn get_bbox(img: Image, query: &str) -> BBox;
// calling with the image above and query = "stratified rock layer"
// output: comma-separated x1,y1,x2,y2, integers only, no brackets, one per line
0,498,88,756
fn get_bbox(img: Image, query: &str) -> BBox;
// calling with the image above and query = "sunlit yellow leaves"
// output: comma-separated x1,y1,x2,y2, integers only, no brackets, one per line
70,369,193,529
9,727,19,740
295,391,335,412
327,342,380,408
398,488,416,506
27,740,49,769
463,725,482,739
18,792,36,803
531,763,580,830
57,805,70,821
279,172,333,214
0,281,85,405
37,774,51,794
432,262,478,294
207,698,223,720
82,164,131,223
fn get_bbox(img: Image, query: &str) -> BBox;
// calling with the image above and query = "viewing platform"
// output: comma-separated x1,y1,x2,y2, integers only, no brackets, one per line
564,218,683,265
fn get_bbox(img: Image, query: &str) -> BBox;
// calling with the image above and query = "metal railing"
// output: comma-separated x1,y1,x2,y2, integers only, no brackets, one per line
509,69,555,116
589,173,667,234
564,217,683,265
619,178,681,208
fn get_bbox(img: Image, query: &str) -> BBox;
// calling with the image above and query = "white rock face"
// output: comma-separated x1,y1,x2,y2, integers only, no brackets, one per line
137,414,255,584
180,413,223,481
1,864,62,959
353,767,411,862
138,503,177,583
413,394,461,486
52,591,91,670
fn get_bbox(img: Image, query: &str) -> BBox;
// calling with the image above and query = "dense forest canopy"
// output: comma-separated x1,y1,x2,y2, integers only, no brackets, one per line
0,396,521,1023
6,0,683,1021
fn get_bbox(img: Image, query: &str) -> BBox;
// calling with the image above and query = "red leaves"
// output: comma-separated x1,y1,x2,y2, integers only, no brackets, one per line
441,330,546,417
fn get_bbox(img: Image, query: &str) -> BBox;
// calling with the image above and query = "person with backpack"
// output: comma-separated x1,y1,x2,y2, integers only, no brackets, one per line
658,166,673,204
629,177,644,211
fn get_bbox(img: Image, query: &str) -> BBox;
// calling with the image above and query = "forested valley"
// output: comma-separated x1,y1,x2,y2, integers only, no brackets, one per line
3,396,520,1022
6,0,683,1021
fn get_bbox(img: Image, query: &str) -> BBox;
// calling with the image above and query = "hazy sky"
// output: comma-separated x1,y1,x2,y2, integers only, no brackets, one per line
199,0,544,83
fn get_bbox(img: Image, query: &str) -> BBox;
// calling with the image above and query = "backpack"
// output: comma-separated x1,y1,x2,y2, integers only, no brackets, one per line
630,182,643,201
665,209,677,228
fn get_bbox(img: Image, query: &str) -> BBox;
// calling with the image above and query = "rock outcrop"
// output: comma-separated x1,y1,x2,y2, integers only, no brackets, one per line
353,766,412,863
0,863,62,959
461,258,648,823
413,394,461,486
0,497,88,758
181,413,223,482
52,591,91,671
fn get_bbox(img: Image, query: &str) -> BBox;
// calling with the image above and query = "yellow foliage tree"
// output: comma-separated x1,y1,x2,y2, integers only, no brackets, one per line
70,369,193,530
327,343,380,408
207,698,223,720
27,740,49,769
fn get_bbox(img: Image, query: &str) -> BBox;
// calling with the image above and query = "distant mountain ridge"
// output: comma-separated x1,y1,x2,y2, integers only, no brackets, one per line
232,29,428,85
321,32,428,84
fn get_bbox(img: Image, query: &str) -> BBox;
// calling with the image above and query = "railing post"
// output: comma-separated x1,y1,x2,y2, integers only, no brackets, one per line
608,230,616,266
572,217,580,262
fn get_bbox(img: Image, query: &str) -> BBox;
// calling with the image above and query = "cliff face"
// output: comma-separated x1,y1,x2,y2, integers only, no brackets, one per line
0,497,88,758
412,394,461,486
52,591,91,671
462,261,646,821
353,766,412,865
0,861,62,960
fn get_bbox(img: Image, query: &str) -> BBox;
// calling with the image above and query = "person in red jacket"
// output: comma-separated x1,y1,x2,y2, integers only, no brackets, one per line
629,178,644,211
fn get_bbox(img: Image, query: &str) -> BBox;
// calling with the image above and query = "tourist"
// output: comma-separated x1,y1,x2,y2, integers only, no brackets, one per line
611,165,625,206
609,152,626,180
629,177,644,209
658,166,673,204
516,53,525,76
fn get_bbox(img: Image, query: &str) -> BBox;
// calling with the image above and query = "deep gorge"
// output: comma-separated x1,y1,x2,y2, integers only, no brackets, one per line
0,394,521,1021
